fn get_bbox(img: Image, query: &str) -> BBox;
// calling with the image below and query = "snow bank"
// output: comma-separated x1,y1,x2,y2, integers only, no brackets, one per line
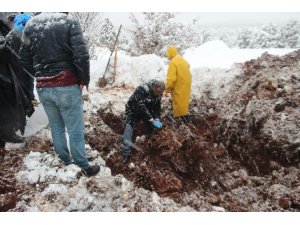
184,40,296,69
116,53,168,87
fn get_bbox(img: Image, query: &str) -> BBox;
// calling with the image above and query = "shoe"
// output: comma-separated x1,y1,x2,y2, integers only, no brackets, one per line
4,133,23,143
82,165,100,177
123,155,130,163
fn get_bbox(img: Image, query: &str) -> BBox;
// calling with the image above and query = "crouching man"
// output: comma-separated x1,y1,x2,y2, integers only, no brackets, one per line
123,79,165,163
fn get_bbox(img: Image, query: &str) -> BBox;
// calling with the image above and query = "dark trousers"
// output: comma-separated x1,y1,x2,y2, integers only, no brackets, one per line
123,117,154,158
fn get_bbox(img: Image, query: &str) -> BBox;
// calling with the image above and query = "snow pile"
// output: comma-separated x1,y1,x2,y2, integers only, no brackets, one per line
183,40,296,69
116,54,167,86
14,142,194,212
16,151,81,185
87,41,296,101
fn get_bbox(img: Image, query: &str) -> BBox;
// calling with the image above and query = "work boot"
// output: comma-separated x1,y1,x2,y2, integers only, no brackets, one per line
4,133,23,143
82,165,100,177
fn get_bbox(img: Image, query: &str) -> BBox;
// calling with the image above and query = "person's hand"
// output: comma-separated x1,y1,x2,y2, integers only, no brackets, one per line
151,120,162,128
31,99,39,107
164,92,170,98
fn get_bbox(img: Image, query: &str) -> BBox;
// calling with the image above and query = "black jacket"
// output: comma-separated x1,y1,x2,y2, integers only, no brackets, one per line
6,29,34,100
126,81,161,123
0,34,34,136
20,13,90,85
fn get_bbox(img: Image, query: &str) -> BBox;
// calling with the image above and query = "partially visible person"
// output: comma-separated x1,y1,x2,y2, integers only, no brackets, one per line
6,13,35,103
123,79,165,163
7,14,16,30
20,12,99,176
165,45,192,123
0,22,33,147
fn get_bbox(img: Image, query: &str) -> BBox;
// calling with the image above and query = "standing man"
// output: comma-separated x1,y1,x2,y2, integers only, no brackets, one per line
165,46,192,123
20,13,100,176
123,79,165,163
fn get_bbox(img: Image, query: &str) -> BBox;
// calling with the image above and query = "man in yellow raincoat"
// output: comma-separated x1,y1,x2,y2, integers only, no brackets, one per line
165,46,192,123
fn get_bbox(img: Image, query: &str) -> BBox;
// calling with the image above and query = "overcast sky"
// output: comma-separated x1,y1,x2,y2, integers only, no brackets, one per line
104,12,300,27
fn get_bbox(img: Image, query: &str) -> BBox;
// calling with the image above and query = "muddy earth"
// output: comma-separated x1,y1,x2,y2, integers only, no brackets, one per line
86,50,300,211
1,50,300,211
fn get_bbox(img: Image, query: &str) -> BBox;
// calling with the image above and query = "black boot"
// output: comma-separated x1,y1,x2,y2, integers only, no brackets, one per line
180,115,191,124
82,165,100,177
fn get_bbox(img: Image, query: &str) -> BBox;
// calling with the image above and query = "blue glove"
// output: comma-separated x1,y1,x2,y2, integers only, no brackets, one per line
151,120,162,128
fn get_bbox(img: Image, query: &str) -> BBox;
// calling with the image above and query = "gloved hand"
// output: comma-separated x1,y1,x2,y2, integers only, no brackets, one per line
151,120,162,128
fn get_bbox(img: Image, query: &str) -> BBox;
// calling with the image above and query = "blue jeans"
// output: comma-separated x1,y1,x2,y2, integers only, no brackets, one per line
37,85,89,169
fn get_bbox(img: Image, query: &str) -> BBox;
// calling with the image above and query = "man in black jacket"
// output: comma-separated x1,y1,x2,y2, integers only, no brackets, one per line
123,79,165,163
20,13,99,176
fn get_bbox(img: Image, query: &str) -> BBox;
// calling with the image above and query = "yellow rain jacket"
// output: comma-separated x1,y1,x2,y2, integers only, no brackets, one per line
166,46,192,117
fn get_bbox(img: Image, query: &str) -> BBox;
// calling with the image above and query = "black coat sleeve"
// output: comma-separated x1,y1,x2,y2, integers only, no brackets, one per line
69,20,90,85
19,32,35,77
134,87,154,121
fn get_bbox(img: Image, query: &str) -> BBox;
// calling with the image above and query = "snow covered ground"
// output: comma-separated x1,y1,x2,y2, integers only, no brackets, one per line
16,40,297,212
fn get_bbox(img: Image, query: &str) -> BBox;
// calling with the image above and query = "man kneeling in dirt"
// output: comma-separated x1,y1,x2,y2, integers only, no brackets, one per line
123,79,165,163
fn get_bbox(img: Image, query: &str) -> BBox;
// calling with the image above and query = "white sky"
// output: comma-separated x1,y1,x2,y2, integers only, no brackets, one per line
2,0,300,27
103,12,300,27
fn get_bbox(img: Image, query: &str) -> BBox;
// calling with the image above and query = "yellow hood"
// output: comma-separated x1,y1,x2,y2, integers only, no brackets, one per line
166,46,178,59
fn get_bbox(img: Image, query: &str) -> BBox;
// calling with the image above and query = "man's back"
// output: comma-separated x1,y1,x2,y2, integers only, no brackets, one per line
20,13,90,85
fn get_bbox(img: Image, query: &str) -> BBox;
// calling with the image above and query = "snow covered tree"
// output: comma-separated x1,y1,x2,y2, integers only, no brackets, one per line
236,20,300,49
70,12,103,58
98,18,117,51
129,12,201,56
280,20,300,48
237,28,253,48
71,13,129,58
261,23,282,48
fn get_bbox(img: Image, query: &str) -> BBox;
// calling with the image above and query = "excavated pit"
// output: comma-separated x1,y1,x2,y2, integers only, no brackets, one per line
86,50,300,211
2,50,299,211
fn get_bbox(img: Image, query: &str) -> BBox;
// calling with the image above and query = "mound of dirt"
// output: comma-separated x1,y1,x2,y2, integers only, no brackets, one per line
86,50,300,211
216,50,300,175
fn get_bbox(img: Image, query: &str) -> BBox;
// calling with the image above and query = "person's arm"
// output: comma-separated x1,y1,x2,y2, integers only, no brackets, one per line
19,31,35,76
166,61,177,93
134,87,154,121
69,19,90,87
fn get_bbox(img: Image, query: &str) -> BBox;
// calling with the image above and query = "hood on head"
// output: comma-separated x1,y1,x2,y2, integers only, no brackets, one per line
166,46,178,59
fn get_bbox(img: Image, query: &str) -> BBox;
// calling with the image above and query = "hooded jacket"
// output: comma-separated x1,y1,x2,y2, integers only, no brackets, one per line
165,46,192,117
